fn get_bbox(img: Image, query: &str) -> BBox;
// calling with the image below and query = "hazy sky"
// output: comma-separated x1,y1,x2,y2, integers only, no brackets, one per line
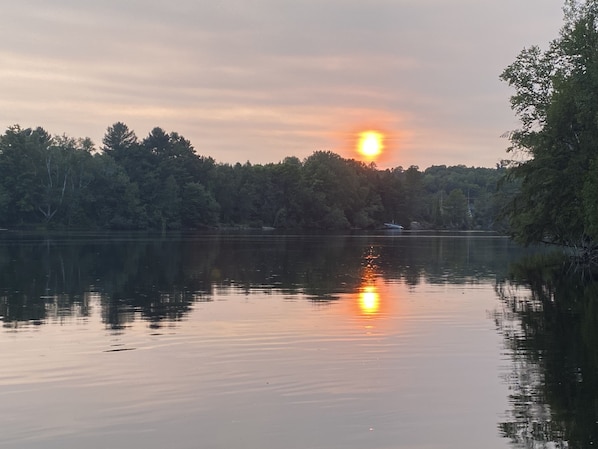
1,0,565,169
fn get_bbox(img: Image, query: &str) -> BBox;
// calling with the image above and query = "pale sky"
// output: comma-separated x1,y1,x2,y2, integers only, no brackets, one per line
1,0,565,169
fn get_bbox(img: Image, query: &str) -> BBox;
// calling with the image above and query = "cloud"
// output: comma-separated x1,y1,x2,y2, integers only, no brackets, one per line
0,0,564,168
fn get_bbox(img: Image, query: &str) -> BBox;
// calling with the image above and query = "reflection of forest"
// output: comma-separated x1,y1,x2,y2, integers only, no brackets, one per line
0,232,526,329
496,255,598,449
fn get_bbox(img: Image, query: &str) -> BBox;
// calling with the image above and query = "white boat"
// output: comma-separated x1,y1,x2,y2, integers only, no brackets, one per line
383,222,404,230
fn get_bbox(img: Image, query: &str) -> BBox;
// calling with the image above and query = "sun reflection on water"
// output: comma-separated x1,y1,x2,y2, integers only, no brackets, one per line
355,246,383,317
359,285,380,315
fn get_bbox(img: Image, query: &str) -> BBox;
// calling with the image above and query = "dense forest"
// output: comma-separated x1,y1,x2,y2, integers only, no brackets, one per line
500,0,598,255
0,123,511,231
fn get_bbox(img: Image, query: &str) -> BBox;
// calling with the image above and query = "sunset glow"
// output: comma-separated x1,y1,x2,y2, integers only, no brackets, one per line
357,131,384,160
359,285,380,315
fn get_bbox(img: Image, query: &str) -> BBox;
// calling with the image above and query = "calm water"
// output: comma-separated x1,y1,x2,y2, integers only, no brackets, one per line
0,231,577,448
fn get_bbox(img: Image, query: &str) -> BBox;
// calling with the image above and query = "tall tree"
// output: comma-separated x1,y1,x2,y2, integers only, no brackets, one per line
37,135,94,224
501,0,598,250
102,122,138,160
86,153,142,229
403,165,424,224
0,126,51,224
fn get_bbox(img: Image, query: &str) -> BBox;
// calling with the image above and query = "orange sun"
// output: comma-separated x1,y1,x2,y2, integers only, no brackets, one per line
357,131,384,160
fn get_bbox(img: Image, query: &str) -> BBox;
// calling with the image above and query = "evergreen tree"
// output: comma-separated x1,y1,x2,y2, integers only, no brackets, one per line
102,122,138,160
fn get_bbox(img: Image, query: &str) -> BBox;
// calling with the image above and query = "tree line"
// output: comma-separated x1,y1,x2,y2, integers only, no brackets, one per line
2,1,598,246
0,122,510,231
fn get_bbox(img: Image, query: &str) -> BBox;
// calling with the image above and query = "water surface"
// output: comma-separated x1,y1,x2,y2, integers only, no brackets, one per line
0,232,535,448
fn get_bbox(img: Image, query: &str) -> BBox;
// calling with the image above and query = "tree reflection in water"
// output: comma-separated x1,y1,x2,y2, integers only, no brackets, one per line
496,254,598,448
0,231,525,330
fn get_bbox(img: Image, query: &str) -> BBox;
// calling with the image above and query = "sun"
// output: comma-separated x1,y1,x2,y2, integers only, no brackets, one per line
357,131,384,160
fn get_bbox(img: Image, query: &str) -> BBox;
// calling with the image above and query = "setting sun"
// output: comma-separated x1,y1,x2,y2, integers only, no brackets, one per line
357,131,384,160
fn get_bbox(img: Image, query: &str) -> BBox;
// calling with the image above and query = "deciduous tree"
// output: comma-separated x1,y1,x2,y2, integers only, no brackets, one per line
501,0,598,251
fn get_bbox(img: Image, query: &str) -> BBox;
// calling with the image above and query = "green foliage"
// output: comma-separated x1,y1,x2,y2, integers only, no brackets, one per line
102,122,137,160
0,122,508,231
0,184,9,220
86,154,143,229
302,151,372,228
0,126,51,223
501,0,598,248
181,182,220,228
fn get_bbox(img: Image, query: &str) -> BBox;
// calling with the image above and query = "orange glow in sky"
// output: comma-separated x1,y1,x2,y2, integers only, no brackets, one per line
357,131,384,160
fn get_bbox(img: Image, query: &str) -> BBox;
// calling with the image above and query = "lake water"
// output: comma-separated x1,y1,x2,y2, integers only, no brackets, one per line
0,231,564,448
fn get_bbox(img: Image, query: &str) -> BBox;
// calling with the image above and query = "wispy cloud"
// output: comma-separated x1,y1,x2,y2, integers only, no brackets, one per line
0,0,564,168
